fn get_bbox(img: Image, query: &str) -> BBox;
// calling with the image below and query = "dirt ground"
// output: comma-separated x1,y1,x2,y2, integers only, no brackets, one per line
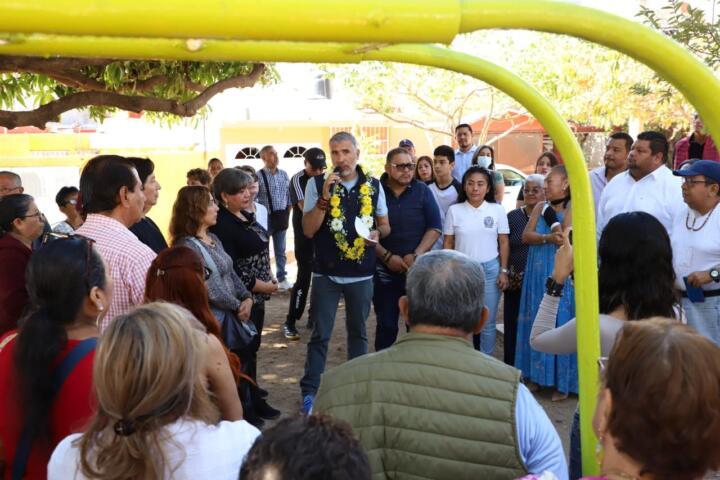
255,286,577,455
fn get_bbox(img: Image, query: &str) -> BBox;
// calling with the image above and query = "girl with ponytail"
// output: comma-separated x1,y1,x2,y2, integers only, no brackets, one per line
0,236,111,479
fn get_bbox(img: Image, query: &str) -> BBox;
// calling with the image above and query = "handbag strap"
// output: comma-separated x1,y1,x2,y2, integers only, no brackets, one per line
12,337,97,480
187,237,221,284
259,169,276,213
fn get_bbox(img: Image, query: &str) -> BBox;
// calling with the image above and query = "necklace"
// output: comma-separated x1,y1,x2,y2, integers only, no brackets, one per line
328,179,375,262
685,203,718,231
602,469,639,480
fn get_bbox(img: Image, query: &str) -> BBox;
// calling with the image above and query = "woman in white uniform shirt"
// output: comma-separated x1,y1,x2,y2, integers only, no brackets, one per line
444,166,509,354
671,160,720,345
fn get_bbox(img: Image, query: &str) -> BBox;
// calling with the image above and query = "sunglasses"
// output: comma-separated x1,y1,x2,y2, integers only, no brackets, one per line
392,163,416,171
247,221,269,243
41,233,96,287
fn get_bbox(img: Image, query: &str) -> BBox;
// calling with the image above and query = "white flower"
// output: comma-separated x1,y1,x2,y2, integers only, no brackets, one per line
362,216,373,229
330,218,344,232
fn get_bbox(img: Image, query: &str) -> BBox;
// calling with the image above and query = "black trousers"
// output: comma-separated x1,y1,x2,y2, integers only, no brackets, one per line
503,289,522,366
286,238,314,326
233,302,265,407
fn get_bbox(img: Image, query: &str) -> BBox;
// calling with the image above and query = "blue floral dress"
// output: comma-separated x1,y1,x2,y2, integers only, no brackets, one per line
514,208,578,394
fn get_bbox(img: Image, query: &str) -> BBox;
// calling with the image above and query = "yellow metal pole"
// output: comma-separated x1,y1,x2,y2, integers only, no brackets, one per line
0,34,607,475
0,0,460,44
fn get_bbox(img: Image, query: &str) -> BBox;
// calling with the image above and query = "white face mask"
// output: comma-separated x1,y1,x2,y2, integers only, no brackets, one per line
475,156,492,169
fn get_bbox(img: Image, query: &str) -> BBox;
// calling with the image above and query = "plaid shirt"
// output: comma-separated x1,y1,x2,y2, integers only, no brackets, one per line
76,214,156,331
257,167,291,212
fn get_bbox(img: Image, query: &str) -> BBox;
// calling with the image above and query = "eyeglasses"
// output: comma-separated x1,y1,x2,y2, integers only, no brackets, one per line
248,222,269,243
0,186,22,194
682,178,716,186
391,163,416,171
21,210,44,220
597,356,609,378
523,187,542,194
63,199,78,206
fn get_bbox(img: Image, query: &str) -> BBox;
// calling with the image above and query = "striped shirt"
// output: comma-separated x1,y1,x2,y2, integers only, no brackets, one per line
76,214,156,330
257,167,291,213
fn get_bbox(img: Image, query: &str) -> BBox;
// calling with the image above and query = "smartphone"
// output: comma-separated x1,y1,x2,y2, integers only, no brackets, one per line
683,277,706,303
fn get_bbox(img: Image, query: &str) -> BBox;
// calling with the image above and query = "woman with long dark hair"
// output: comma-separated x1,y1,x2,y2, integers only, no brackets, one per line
145,246,244,421
443,166,510,354
210,168,280,426
0,194,46,335
530,212,679,480
0,236,110,479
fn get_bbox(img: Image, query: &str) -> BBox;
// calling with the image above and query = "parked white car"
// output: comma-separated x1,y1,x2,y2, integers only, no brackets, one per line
495,163,528,213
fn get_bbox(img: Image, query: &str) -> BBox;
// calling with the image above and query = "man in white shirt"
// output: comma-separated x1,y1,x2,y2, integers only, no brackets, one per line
451,123,478,182
597,131,683,237
589,132,632,216
670,160,720,345
428,145,462,250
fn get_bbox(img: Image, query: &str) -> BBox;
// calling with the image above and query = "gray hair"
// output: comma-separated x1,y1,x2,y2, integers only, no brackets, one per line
329,131,358,149
212,168,252,200
0,171,22,187
525,174,545,186
406,250,486,332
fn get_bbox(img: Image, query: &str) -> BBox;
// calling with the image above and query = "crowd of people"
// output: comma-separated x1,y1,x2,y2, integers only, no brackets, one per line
0,115,719,479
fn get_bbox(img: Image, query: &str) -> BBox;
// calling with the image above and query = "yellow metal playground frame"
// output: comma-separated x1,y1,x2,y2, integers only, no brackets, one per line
2,0,719,474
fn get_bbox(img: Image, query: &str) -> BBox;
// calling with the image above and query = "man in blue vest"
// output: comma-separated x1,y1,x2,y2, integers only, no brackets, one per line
374,147,442,350
299,131,390,414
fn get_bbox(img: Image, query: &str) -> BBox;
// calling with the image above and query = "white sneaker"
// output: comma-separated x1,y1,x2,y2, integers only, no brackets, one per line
278,279,293,291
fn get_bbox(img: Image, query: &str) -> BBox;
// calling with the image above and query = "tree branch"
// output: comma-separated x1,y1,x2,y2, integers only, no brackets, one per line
0,63,266,129
362,105,452,138
0,55,109,91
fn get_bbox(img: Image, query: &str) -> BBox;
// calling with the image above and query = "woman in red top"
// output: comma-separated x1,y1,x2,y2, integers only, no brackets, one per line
0,194,46,335
0,235,112,479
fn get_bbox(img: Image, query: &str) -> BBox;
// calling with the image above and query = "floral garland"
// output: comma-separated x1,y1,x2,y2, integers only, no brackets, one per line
328,180,375,262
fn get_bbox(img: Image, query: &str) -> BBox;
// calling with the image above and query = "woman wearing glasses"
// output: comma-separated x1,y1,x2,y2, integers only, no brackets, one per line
169,187,255,383
52,186,83,234
0,235,110,479
0,194,46,335
210,168,280,427
503,174,545,366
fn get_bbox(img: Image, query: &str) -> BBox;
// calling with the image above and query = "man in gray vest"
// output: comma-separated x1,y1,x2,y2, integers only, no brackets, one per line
315,250,568,480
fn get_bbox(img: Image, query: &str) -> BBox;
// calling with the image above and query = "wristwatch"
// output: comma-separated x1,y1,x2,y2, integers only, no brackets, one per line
500,267,510,275
711,268,720,283
545,276,565,297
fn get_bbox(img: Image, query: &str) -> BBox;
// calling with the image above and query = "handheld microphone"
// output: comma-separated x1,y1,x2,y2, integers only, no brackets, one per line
331,166,342,187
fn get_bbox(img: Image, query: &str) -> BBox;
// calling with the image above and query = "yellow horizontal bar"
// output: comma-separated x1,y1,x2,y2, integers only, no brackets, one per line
0,0,460,44
461,0,720,160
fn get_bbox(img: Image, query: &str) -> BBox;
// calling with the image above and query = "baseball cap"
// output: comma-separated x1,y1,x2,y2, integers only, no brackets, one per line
672,159,720,183
399,139,414,148
304,147,327,169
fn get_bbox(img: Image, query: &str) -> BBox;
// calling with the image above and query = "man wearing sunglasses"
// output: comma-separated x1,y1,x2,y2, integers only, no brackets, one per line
373,148,442,351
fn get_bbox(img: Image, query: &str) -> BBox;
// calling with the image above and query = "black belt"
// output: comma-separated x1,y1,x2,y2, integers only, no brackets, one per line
681,289,720,298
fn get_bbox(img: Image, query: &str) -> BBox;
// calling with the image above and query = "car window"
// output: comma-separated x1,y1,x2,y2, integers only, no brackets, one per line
498,169,525,186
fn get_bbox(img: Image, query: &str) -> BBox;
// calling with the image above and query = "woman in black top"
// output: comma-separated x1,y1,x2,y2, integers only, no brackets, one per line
210,168,280,427
503,173,545,366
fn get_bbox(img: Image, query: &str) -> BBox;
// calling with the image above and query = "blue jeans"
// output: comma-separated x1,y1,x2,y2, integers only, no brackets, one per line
373,267,406,351
683,296,720,345
300,276,373,396
271,229,288,283
569,407,582,480
474,258,500,354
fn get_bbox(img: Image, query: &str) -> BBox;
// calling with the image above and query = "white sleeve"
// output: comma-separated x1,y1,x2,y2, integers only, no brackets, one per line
443,205,456,235
497,205,510,234
48,434,86,480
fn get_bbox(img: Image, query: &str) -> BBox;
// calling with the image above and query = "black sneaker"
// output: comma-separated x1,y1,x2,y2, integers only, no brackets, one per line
255,399,281,420
284,324,300,341
257,386,269,398
244,408,265,428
